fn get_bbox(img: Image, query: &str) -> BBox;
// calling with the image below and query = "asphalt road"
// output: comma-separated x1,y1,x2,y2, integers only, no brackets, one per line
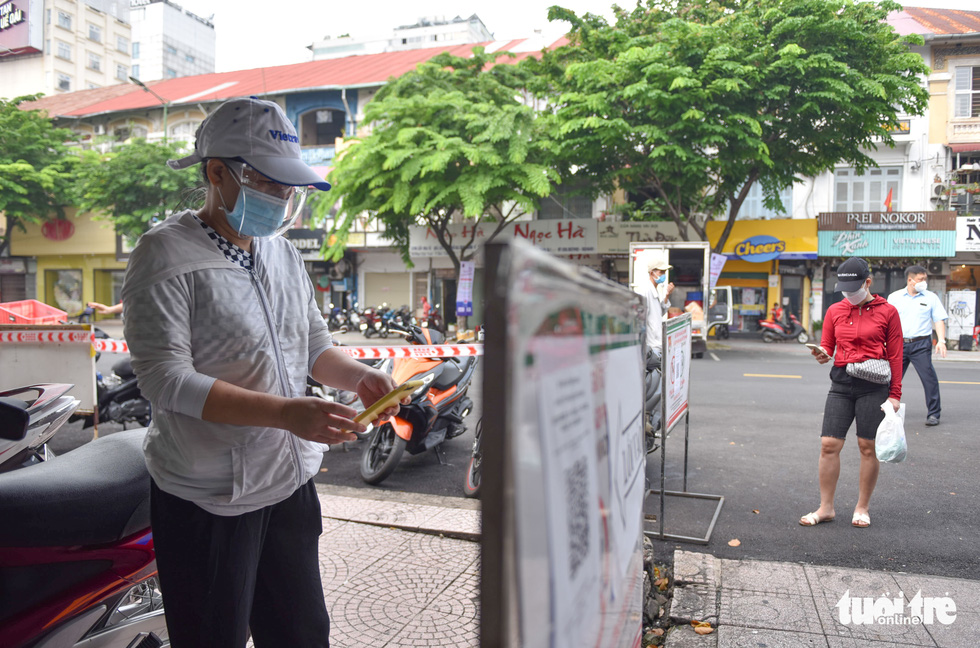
45,326,978,579
646,337,980,581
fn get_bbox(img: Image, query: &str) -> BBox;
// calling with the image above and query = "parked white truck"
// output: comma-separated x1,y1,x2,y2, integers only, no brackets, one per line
628,241,733,358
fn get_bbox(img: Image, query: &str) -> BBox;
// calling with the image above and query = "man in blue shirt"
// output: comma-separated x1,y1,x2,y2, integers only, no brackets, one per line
887,265,948,426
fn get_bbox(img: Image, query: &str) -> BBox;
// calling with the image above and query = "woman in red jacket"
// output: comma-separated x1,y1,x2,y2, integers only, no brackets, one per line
800,257,902,529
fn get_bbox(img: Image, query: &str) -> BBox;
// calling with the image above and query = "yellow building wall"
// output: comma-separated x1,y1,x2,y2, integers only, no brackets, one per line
10,210,125,316
11,209,117,256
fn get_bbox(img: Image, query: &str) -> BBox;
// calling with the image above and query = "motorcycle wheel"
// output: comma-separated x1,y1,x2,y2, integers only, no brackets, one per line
360,423,406,485
379,328,389,338
762,331,778,343
462,419,483,498
797,331,810,344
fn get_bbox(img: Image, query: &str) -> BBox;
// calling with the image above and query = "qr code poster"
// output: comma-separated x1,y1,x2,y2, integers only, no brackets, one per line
533,337,603,648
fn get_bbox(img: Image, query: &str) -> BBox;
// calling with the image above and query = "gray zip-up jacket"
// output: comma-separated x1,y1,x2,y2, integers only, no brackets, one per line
121,210,334,515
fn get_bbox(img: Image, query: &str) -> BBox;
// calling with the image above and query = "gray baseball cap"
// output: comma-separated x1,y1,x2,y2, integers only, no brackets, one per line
168,96,331,191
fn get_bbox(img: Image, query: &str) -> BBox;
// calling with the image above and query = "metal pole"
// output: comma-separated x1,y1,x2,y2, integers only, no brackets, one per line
683,410,690,493
162,102,168,143
659,318,667,539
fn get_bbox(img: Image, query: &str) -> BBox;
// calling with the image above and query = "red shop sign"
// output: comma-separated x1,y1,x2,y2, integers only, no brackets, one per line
41,219,75,241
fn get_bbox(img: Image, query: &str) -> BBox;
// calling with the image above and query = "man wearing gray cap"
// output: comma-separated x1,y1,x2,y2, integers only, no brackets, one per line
122,97,401,647
636,255,675,358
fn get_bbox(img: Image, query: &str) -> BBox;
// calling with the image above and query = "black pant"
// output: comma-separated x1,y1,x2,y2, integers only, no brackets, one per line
902,337,941,419
151,479,330,648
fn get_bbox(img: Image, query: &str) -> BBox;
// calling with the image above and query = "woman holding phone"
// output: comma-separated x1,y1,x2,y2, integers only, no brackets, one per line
800,257,903,529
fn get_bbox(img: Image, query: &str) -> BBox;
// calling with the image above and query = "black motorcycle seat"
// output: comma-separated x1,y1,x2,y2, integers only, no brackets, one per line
0,429,151,547
431,356,475,391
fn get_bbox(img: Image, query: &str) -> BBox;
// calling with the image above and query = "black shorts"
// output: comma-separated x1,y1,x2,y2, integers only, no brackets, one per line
821,366,890,441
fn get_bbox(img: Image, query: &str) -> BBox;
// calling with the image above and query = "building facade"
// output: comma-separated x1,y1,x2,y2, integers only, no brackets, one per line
128,0,214,82
1,0,132,98
308,15,492,61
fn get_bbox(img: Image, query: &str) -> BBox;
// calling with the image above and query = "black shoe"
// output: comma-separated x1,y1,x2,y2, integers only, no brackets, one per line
925,416,939,426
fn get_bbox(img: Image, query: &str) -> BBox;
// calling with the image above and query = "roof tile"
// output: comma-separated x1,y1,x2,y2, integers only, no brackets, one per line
23,38,563,119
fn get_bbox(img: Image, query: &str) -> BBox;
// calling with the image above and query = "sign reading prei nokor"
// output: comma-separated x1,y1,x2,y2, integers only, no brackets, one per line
817,211,957,258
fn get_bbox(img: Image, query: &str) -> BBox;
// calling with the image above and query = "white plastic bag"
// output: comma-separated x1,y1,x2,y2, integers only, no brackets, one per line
875,401,907,463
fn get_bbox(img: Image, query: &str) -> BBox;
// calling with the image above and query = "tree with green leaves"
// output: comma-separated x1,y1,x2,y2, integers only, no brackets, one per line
0,96,76,256
73,138,200,242
532,0,929,251
315,48,561,275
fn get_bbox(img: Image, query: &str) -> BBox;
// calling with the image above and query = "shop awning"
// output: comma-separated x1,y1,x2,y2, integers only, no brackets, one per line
949,142,980,154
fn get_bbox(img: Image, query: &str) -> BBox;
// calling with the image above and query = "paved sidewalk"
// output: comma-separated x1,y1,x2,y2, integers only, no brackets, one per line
666,550,980,647
313,485,481,648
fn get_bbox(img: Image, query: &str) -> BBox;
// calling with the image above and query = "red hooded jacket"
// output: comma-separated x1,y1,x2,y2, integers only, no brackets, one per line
820,294,903,401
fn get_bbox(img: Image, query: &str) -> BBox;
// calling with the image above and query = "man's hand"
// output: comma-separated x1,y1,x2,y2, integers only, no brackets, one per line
280,397,365,445
935,340,947,359
887,397,900,413
664,282,675,298
356,369,404,422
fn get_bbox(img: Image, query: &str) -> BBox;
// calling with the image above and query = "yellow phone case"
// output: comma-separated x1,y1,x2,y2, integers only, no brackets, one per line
353,380,425,424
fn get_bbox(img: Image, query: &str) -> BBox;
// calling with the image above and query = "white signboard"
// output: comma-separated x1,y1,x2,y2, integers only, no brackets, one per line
946,290,977,340
956,216,980,252
663,314,692,432
456,261,475,317
709,252,727,290
409,219,598,257
596,221,683,253
532,336,602,648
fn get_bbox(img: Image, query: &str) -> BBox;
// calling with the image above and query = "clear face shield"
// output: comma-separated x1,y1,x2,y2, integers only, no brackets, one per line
221,160,308,239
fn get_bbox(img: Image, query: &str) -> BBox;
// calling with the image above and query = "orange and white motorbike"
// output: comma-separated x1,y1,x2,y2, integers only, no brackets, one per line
359,325,476,485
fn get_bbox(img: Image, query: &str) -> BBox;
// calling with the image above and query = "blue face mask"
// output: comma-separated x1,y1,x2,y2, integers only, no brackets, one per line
654,274,667,285
221,180,290,238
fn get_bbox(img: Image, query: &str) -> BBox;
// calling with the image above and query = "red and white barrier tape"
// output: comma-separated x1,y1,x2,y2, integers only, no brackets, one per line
0,330,130,353
1,332,479,359
0,330,94,344
94,339,130,353
339,345,483,359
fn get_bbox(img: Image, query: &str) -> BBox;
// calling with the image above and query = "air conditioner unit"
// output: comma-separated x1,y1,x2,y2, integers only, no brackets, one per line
931,182,947,198
927,260,949,276
94,124,105,135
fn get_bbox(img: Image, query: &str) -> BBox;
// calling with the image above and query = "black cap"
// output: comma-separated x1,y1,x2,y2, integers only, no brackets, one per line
835,257,871,292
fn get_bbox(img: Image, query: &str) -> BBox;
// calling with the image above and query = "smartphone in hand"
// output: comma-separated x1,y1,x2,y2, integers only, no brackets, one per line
804,343,830,358
353,380,424,424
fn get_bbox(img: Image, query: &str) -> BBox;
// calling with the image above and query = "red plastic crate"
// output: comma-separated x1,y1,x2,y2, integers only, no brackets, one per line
0,300,68,325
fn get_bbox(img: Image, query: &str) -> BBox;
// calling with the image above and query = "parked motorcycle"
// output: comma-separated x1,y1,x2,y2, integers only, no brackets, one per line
360,324,476,485
0,403,165,647
759,305,809,344
0,383,77,473
70,356,152,430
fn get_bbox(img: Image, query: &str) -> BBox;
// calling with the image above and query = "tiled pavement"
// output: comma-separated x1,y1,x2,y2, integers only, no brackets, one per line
667,550,980,648
314,486,481,648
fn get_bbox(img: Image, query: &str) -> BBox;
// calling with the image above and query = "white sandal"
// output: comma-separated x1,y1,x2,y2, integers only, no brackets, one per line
799,511,834,526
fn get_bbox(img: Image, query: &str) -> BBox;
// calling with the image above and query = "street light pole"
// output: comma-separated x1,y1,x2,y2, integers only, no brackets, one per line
128,76,170,143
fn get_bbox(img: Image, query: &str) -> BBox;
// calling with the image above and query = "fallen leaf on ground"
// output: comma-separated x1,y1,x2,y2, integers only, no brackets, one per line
950,492,956,495
730,441,736,445
728,538,741,547
651,628,664,636
752,509,760,514
694,626,715,635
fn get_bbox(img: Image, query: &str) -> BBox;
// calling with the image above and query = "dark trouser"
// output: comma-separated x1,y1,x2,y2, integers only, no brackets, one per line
151,479,330,648
902,337,941,419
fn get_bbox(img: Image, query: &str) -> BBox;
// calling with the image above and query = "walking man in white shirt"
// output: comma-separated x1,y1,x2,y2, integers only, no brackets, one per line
887,265,948,426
